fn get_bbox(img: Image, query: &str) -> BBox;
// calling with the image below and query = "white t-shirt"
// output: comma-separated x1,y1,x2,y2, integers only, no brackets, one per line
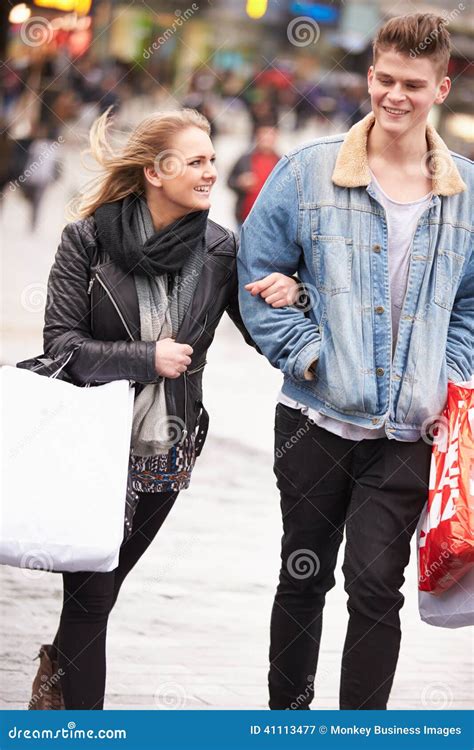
278,171,432,441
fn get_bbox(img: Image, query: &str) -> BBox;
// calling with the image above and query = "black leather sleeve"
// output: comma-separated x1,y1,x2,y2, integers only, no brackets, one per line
225,232,260,352
43,221,158,385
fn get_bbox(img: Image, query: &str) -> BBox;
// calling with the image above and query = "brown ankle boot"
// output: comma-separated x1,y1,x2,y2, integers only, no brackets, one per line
28,645,65,710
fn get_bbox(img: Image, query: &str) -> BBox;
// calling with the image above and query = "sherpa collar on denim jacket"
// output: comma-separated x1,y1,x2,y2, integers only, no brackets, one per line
331,111,467,196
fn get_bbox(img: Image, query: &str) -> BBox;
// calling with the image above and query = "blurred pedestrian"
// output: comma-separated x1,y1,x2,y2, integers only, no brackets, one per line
20,123,62,231
227,124,280,228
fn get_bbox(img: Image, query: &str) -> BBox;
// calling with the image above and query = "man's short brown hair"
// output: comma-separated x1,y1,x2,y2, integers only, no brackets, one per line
373,13,452,79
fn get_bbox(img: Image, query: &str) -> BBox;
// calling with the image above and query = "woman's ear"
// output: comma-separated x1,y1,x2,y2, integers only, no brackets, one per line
143,165,162,188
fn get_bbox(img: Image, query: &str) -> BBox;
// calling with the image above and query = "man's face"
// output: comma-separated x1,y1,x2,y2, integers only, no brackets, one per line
368,48,451,137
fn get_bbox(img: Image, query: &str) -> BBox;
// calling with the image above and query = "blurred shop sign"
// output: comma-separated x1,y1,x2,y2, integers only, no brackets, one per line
328,3,380,51
290,1,341,26
34,0,92,13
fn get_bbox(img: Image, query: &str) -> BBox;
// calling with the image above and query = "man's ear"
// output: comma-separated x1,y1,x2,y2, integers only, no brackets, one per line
434,76,451,105
143,166,162,188
367,65,374,93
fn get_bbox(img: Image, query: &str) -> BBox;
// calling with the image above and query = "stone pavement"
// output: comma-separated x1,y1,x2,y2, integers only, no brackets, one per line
1,118,472,711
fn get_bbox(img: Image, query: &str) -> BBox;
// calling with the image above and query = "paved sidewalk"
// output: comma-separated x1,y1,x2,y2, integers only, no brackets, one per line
1,320,472,710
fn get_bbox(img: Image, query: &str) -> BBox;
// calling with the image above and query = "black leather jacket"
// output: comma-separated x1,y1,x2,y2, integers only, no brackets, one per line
43,215,254,448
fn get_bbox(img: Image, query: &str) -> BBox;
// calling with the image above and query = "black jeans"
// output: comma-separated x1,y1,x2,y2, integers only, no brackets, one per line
269,403,431,710
52,490,177,709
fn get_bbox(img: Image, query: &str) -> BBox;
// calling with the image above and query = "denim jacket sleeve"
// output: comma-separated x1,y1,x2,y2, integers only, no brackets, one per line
237,155,321,380
445,246,474,383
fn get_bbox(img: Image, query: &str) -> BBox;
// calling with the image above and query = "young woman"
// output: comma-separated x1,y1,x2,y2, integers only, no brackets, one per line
29,108,298,710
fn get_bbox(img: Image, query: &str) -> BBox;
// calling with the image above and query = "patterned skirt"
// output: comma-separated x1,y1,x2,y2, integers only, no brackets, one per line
123,434,196,539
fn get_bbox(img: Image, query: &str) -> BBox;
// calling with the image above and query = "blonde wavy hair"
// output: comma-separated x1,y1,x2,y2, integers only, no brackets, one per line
69,107,211,219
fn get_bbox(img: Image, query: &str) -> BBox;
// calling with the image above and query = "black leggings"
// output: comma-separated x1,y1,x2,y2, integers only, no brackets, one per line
52,491,177,709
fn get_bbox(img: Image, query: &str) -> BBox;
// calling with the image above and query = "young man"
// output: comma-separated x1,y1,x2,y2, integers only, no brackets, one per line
238,14,472,710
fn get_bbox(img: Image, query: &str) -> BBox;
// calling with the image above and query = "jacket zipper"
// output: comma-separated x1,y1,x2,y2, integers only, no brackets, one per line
93,273,136,342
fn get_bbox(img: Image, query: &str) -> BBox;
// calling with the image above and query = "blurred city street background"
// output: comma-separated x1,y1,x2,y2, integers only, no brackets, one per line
1,0,473,710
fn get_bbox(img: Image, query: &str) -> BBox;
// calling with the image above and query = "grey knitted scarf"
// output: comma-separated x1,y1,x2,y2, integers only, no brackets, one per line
130,198,205,456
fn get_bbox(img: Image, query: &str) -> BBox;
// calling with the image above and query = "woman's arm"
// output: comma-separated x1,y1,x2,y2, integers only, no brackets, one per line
43,221,159,385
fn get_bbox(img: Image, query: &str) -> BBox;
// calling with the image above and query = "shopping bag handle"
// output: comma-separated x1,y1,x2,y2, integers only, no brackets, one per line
50,349,76,379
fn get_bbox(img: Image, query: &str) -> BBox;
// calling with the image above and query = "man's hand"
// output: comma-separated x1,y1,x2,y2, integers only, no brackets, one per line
155,338,193,379
245,273,300,308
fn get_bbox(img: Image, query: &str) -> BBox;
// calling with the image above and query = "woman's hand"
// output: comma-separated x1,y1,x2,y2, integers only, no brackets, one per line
155,338,193,379
244,273,300,308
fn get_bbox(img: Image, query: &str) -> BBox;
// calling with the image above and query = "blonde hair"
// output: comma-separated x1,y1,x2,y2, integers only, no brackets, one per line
69,108,211,219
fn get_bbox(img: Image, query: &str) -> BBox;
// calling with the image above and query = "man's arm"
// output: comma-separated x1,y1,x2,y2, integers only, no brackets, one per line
445,247,473,383
237,155,321,381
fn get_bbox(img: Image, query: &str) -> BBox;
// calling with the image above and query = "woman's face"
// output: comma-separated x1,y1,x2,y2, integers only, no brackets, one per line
146,126,217,214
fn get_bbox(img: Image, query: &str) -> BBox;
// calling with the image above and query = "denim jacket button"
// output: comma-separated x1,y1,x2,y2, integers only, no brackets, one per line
376,367,385,376
375,305,385,314
371,417,379,424
373,244,381,253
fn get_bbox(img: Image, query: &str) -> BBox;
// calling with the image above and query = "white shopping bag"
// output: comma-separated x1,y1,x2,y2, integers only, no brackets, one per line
419,567,474,628
0,366,134,573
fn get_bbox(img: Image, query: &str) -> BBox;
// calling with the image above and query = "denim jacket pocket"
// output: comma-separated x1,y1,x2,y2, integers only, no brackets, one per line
434,249,465,310
311,235,353,295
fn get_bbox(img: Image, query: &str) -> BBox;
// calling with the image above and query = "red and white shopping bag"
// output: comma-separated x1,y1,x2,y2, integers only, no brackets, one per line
418,380,474,595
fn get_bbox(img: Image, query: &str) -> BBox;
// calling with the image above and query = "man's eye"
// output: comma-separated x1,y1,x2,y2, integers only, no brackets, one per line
379,79,391,85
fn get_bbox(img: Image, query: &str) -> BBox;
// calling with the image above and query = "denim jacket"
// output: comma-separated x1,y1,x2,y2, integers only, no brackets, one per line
238,113,473,441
